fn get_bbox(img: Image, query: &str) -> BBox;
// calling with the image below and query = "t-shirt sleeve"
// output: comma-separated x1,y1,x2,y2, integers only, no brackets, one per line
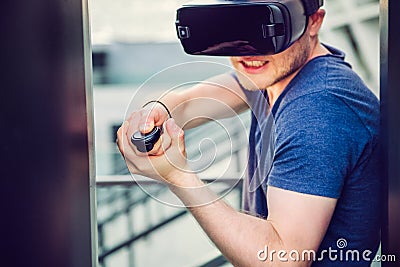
267,92,368,199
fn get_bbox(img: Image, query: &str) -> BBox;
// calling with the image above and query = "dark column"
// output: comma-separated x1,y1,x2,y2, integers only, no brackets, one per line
0,1,96,267
381,0,400,265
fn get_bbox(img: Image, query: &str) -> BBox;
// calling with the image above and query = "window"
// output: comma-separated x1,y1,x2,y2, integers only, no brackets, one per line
90,1,380,266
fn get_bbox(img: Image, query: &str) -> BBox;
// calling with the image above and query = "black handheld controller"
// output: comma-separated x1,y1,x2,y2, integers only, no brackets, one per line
131,126,162,153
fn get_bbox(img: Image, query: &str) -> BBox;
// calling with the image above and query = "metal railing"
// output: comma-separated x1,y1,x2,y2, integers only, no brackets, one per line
96,116,249,267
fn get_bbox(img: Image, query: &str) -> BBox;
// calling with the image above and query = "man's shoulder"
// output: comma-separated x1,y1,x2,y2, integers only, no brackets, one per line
274,49,379,137
283,49,364,102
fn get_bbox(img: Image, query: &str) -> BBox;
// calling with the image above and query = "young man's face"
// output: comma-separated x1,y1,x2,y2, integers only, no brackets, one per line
229,30,311,91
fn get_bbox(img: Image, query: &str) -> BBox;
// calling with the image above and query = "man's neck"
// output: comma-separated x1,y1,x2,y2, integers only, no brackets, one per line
266,41,330,108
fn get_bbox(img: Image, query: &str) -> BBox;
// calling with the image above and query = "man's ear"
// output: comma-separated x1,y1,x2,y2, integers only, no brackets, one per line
308,9,326,37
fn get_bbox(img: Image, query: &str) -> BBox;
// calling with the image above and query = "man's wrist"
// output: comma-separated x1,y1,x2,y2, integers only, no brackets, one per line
142,100,172,118
167,170,203,190
168,172,220,208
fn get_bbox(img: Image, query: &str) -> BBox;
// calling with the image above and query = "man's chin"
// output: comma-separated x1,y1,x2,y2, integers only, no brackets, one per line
235,72,267,91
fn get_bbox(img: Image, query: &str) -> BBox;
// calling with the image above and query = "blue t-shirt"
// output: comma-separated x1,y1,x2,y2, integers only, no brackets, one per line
237,45,381,266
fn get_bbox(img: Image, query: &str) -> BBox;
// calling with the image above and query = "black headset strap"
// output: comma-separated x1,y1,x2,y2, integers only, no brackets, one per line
302,0,324,16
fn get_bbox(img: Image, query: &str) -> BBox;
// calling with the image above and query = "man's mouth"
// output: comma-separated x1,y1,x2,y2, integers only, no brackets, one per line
239,59,269,74
241,60,268,68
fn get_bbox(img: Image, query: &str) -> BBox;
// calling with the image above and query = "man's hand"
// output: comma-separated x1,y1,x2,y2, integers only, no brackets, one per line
131,102,171,156
116,114,188,185
138,102,170,134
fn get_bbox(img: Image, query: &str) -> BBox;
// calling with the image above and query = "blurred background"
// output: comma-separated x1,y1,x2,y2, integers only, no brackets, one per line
90,1,380,266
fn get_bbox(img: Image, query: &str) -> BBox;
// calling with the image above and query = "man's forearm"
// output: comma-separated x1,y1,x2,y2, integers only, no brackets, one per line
158,72,248,129
159,91,210,129
168,173,288,267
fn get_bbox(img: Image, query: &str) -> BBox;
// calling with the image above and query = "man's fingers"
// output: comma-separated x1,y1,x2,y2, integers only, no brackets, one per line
165,118,186,155
161,123,173,152
145,136,163,156
139,103,171,134
123,110,155,157
115,121,144,174
139,110,155,134
126,111,141,139
116,123,126,157
126,160,140,174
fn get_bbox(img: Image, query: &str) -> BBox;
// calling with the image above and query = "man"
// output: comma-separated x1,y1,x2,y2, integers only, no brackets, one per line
117,3,381,266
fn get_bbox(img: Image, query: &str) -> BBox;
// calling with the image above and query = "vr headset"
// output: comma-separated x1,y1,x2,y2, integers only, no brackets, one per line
175,0,323,56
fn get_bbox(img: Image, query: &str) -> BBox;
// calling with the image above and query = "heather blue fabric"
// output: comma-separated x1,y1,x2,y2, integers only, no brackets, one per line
235,44,381,266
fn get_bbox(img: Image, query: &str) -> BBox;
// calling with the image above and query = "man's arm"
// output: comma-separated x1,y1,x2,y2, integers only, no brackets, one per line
138,72,248,132
171,175,336,267
117,120,337,267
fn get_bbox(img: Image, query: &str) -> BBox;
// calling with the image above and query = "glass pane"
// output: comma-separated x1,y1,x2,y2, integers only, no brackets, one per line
91,0,380,266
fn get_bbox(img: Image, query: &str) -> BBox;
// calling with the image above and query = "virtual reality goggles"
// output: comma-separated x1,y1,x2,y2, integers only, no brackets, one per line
175,0,323,56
